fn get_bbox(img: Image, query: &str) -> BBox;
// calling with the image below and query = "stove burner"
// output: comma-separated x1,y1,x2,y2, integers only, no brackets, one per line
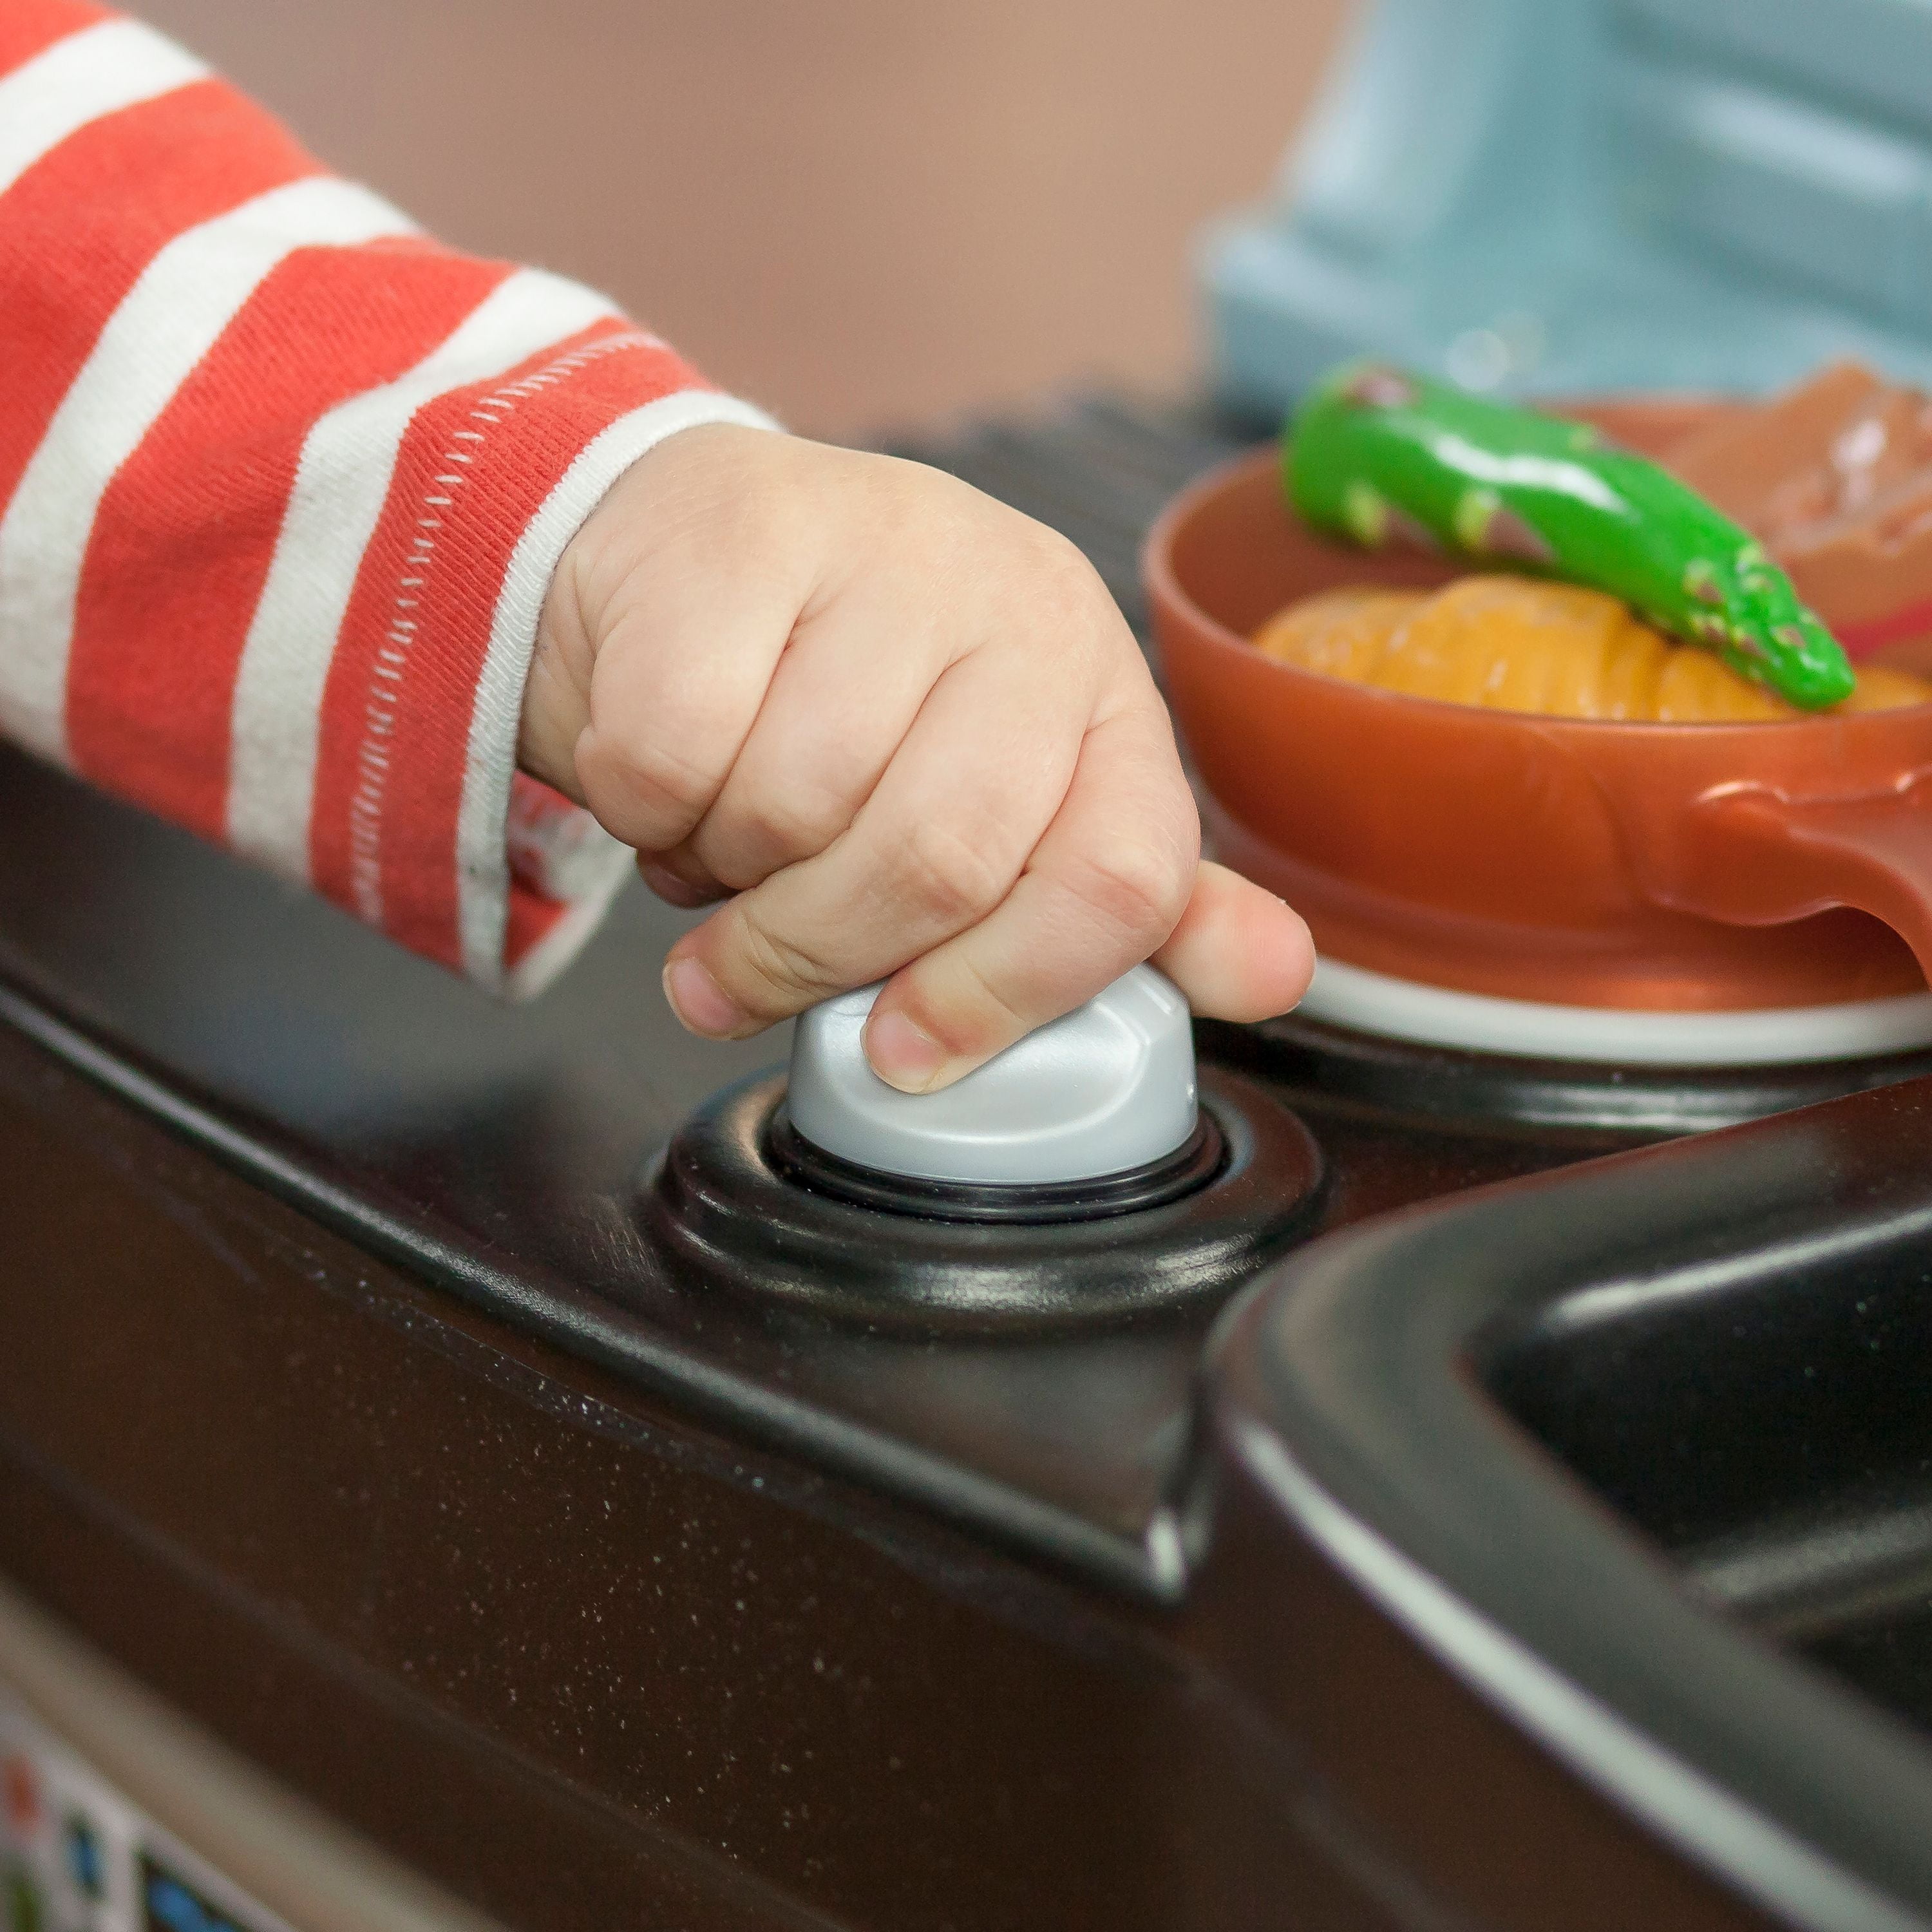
638,1068,1323,1332
1218,1012,1932,1139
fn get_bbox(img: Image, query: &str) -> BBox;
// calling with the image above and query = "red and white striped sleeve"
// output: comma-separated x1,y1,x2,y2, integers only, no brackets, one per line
0,0,778,994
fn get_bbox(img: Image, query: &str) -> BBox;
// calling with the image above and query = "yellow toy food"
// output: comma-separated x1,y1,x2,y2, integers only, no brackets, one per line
1252,577,1932,721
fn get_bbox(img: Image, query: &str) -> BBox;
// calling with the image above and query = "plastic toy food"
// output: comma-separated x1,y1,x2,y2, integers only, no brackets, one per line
1253,578,1932,723
1667,361,1932,658
1285,363,1857,710
1143,418,1932,1018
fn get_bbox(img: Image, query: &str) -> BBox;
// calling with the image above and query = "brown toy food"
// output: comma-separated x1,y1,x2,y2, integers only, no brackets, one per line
1252,577,1932,723
1666,362,1932,658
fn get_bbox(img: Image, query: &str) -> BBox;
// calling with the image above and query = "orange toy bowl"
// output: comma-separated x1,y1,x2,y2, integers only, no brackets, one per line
1143,402,1932,1015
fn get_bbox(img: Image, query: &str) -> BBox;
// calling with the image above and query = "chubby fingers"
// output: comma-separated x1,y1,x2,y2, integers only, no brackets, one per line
861,849,1313,1092
854,693,1200,1090
659,638,1095,1041
858,786,1314,1092
646,595,955,902
558,440,828,864
659,656,1316,1085
571,578,795,861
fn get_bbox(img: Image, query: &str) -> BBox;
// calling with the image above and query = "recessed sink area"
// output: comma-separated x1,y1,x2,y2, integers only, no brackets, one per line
1481,1128,1932,1743
1213,1073,1932,1929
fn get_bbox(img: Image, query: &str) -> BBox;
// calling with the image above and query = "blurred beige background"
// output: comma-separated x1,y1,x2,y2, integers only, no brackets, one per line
137,0,1351,438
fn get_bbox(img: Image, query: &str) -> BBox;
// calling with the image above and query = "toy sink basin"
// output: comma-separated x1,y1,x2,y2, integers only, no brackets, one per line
1221,1068,1932,1931
1143,400,1932,1021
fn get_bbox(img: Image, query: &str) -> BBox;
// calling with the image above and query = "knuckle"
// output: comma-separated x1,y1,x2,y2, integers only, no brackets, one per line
1022,516,1094,581
953,954,1032,1042
697,766,861,893
891,954,1029,1067
740,776,850,869
895,816,1010,928
594,732,722,827
1063,830,1191,947
1017,533,1137,683
1026,529,1109,623
729,901,844,1009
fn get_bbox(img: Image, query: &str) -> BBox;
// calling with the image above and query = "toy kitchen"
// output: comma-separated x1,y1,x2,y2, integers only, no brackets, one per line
9,0,1932,1927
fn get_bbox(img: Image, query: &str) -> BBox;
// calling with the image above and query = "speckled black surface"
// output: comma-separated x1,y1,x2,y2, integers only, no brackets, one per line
8,399,1932,1931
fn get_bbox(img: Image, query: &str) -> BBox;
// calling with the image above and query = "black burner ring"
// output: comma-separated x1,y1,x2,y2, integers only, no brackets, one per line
1206,1014,1932,1140
637,1067,1323,1334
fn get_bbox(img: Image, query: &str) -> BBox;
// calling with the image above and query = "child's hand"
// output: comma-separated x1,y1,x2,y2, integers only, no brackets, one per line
518,425,1312,1093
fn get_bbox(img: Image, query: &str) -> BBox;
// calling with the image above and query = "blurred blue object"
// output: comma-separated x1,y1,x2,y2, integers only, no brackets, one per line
1204,0,1932,419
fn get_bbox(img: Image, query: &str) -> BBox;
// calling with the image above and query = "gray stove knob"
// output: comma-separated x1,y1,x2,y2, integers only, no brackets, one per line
786,965,1198,1186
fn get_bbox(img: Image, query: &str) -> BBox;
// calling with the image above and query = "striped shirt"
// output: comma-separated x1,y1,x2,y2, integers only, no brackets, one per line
0,0,773,994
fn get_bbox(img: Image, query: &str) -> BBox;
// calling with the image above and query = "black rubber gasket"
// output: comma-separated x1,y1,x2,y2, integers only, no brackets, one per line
637,1066,1323,1335
764,1108,1225,1224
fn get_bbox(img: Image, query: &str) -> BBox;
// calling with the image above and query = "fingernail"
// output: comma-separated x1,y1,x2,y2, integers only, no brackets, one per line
866,1008,950,1093
663,955,746,1037
639,860,712,909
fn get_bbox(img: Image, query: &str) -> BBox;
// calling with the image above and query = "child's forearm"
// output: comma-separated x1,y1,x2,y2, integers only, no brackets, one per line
0,0,1313,1072
0,0,772,993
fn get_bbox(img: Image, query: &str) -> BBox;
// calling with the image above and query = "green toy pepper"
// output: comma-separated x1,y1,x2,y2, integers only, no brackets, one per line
1284,363,1856,710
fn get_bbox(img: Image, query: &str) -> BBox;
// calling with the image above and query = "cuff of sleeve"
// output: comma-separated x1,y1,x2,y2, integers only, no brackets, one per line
455,390,781,997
